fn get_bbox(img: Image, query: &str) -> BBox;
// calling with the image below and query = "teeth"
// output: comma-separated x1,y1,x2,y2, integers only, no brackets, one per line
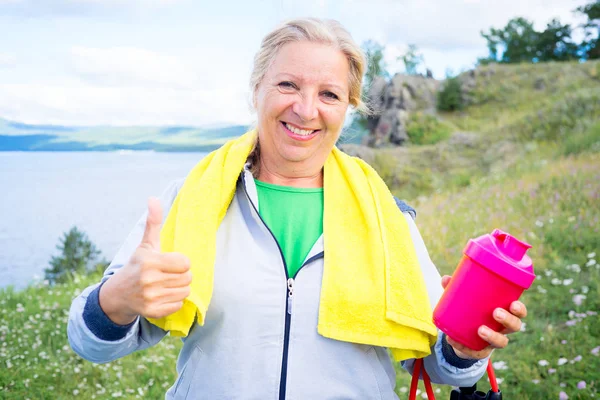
285,123,315,136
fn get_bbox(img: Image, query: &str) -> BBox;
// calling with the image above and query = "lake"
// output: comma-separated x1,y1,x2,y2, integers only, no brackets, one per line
0,151,206,290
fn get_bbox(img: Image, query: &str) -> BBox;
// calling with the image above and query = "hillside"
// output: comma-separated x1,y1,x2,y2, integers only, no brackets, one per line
0,118,248,152
342,60,600,201
1,60,599,399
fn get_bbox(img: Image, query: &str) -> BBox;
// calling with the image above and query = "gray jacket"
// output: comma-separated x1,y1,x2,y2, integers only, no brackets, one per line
67,168,489,399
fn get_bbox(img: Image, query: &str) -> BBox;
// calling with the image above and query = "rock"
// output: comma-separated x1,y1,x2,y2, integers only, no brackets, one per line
365,73,440,147
447,132,479,148
534,77,546,91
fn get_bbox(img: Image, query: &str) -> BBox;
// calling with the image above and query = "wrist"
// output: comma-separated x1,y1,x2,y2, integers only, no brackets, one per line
99,276,138,326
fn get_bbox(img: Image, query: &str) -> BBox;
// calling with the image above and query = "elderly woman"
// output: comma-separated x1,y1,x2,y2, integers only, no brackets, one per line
68,18,527,400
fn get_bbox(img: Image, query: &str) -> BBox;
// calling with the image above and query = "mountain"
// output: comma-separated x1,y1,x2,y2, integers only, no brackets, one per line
0,118,249,152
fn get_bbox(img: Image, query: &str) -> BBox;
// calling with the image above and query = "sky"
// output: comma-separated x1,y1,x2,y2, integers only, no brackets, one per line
0,0,590,127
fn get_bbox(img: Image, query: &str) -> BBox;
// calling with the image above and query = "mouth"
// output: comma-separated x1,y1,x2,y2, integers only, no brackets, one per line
281,121,321,141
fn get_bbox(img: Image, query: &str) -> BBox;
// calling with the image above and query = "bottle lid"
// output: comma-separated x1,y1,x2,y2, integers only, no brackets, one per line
464,229,535,289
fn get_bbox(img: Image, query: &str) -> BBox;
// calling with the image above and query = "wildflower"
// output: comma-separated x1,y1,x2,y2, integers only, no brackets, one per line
520,322,527,332
537,286,548,294
559,391,569,399
591,346,600,356
585,259,596,267
566,264,581,273
535,220,544,227
549,368,557,374
572,295,586,306
551,278,561,285
581,286,589,294
566,320,577,326
563,279,573,286
493,361,508,370
561,340,568,344
557,358,568,366
588,252,596,258
532,379,540,384
545,270,553,277
538,360,549,366
577,381,586,389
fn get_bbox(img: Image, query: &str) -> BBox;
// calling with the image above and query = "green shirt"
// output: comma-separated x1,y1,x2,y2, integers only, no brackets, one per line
254,179,324,278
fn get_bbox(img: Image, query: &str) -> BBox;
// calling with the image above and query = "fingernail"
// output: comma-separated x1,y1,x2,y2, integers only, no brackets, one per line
512,303,521,313
479,326,490,337
495,309,506,320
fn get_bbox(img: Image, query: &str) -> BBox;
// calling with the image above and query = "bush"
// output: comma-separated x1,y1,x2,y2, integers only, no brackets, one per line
44,227,105,284
562,122,600,156
406,113,452,145
437,76,464,111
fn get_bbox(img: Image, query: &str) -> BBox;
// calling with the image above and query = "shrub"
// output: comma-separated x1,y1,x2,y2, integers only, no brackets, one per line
437,76,464,112
406,113,452,145
562,122,600,156
44,227,104,284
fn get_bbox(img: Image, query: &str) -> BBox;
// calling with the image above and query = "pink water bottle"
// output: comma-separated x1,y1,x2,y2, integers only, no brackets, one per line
432,229,535,351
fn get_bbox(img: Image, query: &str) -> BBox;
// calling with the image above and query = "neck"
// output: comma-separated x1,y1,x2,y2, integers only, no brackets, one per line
257,155,324,188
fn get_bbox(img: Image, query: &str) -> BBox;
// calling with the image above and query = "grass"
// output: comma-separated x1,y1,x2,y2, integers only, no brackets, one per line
2,60,600,399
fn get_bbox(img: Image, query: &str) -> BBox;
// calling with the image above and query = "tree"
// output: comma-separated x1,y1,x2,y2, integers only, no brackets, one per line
362,40,390,90
481,17,539,63
535,18,578,62
437,75,464,112
576,0,600,59
349,41,390,135
399,44,424,75
45,226,103,284
481,17,579,63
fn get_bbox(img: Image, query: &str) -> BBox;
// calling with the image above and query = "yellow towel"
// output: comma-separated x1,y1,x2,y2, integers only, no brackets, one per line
148,129,438,361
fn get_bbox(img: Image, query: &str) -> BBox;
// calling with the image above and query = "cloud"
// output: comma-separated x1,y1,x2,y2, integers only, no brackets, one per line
379,0,586,51
0,53,16,67
0,81,253,126
70,46,201,89
0,0,181,17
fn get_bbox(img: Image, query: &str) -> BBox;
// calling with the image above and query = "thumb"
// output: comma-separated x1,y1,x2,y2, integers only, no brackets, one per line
441,275,452,290
140,197,163,250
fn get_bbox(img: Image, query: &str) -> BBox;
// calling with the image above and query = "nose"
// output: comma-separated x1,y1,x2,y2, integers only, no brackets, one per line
292,92,318,122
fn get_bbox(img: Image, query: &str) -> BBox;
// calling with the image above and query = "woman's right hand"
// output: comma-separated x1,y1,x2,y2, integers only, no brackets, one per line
99,197,192,325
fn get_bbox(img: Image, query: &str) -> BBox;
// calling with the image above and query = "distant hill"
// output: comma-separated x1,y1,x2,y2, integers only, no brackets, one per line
0,118,249,152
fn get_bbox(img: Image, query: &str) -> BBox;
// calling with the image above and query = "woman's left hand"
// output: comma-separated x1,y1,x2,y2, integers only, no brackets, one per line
440,275,528,360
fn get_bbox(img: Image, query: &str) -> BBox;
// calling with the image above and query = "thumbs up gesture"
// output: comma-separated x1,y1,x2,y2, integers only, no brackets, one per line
99,197,192,325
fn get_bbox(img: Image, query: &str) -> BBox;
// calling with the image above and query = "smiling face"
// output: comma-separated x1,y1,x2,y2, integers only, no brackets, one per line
254,40,350,184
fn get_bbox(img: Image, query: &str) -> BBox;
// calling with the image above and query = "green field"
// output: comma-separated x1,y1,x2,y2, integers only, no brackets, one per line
1,60,599,399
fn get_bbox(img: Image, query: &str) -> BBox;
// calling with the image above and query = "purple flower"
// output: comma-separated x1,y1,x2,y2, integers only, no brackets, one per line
577,381,586,389
592,346,600,356
559,392,569,399
566,320,577,326
549,368,557,374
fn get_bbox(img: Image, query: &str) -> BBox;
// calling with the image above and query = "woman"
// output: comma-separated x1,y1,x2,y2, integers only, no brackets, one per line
68,18,527,400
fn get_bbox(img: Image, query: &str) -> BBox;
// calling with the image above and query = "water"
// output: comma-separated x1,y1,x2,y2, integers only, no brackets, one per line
0,151,206,290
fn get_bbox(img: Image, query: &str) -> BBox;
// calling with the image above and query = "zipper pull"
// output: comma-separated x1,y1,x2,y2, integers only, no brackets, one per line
287,278,294,315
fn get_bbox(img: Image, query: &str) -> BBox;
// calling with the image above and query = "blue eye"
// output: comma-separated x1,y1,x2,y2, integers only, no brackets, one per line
322,91,339,100
278,81,297,89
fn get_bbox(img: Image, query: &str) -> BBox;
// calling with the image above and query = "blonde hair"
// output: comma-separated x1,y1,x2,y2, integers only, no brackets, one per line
250,17,367,114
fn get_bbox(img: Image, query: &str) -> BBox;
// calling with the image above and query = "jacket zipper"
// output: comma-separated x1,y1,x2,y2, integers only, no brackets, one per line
240,174,324,400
